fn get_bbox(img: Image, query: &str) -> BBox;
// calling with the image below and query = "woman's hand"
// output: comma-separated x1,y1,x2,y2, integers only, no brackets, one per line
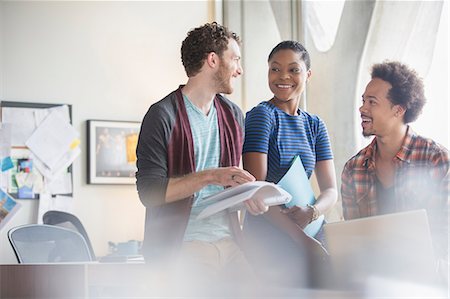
280,205,314,229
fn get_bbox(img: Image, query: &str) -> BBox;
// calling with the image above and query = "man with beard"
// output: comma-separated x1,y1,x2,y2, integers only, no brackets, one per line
136,22,267,288
341,61,449,283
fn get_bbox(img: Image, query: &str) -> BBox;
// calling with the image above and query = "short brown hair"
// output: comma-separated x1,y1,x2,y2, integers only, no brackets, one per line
181,22,240,77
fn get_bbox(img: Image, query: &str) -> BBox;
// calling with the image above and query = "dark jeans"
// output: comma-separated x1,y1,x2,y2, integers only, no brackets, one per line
243,215,331,288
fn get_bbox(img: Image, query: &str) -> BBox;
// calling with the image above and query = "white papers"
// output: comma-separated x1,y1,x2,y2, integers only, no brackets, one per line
0,124,13,190
37,193,74,224
47,172,73,195
0,123,12,157
26,110,79,170
32,146,80,183
34,105,70,125
1,105,71,147
1,103,79,197
1,107,37,146
197,181,292,220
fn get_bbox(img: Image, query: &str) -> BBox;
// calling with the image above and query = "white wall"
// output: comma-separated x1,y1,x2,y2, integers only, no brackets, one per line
240,0,280,112
0,1,210,263
0,2,3,98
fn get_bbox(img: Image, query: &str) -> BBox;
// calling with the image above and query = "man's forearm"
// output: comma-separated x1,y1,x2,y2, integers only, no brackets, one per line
165,166,256,203
165,170,213,203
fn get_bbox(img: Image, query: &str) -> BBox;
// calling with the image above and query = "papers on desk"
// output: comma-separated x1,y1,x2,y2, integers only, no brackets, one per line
197,181,292,220
277,156,324,237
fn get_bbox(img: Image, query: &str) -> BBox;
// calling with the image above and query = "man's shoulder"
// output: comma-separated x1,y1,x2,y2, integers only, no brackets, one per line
150,90,178,110
411,133,448,152
344,144,373,170
215,94,243,119
409,133,449,162
216,94,241,109
144,90,178,118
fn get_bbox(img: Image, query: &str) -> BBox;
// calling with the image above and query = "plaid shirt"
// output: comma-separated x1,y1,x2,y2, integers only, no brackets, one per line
341,127,449,259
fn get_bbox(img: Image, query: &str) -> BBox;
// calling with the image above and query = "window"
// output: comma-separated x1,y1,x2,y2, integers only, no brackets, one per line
413,1,448,148
306,0,345,52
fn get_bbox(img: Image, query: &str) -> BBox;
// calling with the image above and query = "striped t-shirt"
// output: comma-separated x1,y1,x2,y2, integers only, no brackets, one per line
243,101,333,183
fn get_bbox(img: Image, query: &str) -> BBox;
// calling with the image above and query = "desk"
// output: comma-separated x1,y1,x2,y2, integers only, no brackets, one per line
0,263,150,298
0,263,360,298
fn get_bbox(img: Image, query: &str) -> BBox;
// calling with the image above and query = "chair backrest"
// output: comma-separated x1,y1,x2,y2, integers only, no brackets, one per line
43,210,96,259
8,224,94,263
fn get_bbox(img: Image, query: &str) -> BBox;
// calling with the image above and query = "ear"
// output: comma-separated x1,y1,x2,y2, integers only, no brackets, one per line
306,69,312,82
205,52,218,68
394,105,406,118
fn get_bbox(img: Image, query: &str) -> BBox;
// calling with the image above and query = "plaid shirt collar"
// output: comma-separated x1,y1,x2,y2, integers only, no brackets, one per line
363,126,416,168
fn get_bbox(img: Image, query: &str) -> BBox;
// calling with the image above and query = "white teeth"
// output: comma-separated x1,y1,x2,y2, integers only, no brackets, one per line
361,117,371,122
277,84,292,89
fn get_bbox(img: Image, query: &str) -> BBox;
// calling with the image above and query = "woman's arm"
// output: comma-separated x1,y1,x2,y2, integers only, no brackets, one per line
282,159,338,227
313,159,338,214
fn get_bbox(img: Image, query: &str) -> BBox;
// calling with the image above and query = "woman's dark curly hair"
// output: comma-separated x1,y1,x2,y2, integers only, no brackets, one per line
181,22,240,77
371,61,426,123
268,40,311,70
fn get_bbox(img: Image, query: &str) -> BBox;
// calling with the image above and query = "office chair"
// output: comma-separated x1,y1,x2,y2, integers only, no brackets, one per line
8,224,94,263
43,210,96,259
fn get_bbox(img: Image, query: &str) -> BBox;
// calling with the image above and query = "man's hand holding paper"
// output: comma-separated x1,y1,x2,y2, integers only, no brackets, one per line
244,196,269,216
196,181,291,220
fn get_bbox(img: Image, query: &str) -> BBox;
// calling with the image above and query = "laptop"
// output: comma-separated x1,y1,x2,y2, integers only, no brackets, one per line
323,210,438,287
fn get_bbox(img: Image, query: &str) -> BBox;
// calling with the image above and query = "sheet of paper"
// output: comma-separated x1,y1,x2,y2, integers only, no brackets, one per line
197,181,292,220
34,105,70,126
0,123,14,173
277,156,324,237
0,172,8,190
47,172,72,195
32,146,80,181
1,107,37,147
37,194,74,224
6,149,31,194
0,123,12,156
1,105,71,147
26,110,78,170
0,187,21,230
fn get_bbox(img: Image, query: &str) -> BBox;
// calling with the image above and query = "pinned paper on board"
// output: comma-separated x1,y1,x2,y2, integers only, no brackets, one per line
0,124,13,172
0,188,21,230
0,101,79,200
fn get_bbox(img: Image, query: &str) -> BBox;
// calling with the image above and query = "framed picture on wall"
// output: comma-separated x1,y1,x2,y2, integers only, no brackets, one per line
87,120,140,184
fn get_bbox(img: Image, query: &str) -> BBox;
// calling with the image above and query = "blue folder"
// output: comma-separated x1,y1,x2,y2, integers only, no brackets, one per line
277,156,324,237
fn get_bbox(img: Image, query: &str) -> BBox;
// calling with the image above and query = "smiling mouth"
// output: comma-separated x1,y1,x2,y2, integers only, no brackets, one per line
361,116,372,125
276,84,294,89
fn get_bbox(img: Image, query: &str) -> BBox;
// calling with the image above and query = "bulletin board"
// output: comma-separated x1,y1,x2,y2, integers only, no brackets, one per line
0,101,74,200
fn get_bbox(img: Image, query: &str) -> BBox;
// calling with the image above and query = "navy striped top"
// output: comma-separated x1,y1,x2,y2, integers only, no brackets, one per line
243,101,333,183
